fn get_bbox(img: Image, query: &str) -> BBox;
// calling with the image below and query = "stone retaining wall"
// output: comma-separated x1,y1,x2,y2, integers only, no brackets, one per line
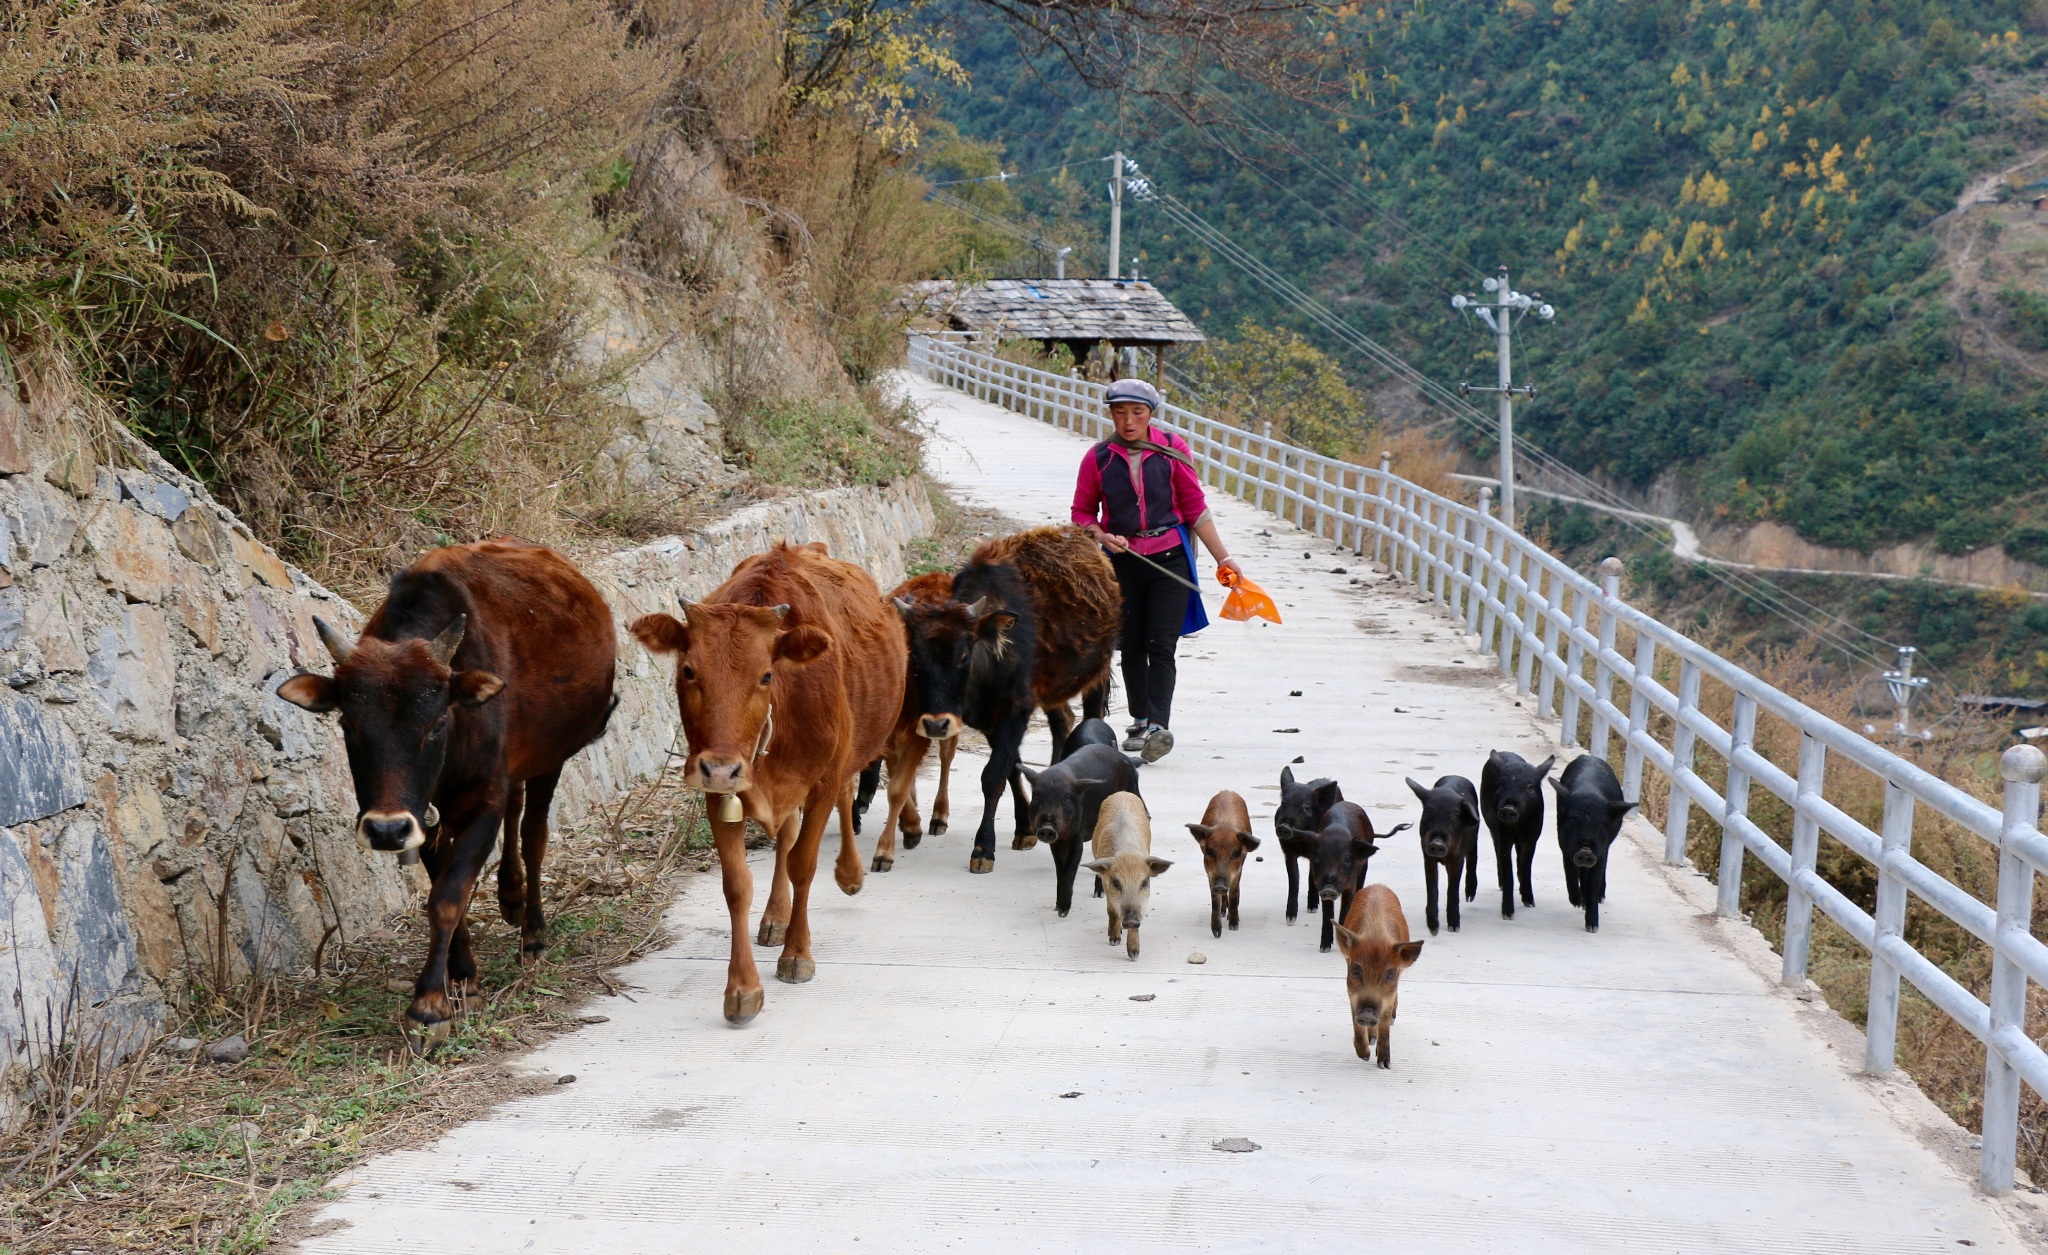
0,383,931,1115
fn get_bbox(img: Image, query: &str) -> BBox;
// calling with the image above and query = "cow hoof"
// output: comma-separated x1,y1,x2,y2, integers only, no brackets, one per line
836,868,863,896
871,855,894,873
724,988,764,1024
776,955,815,984
1011,834,1037,851
968,856,995,874
757,919,788,947
929,818,948,836
497,896,523,927
520,940,548,966
403,1016,453,1055
902,830,923,849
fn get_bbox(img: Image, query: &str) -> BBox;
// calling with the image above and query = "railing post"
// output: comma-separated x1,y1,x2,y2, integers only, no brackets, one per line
1865,778,1914,1076
1718,694,1757,918
1780,731,1827,985
1454,507,1472,626
1515,556,1537,695
1981,743,2044,1194
1539,568,1566,717
1561,587,1588,747
1477,490,1498,654
1664,659,1701,865
1372,451,1391,566
1404,488,1421,586
1592,557,1622,760
1260,423,1276,514
1495,529,1516,678
1623,633,1654,797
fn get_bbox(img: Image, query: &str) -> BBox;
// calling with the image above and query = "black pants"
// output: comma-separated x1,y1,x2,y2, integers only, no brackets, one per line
1111,544,1190,728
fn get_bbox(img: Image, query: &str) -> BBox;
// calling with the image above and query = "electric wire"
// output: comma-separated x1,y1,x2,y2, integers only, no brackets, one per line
928,155,1116,187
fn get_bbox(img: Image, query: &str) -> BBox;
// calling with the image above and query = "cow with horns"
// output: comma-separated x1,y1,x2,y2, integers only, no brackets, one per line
277,539,617,1046
630,542,904,1024
894,526,1121,875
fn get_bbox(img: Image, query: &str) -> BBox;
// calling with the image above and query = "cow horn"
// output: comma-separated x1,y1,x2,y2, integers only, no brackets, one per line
894,596,916,618
313,616,354,665
429,614,467,666
964,596,990,617
770,604,790,620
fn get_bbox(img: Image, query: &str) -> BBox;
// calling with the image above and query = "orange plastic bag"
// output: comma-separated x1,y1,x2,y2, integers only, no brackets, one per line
1217,566,1281,624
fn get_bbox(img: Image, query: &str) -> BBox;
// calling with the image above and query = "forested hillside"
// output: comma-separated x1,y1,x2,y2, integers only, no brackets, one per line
936,0,2048,563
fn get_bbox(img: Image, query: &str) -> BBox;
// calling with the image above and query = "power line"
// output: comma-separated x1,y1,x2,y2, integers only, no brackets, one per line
927,189,1070,261
1119,171,1903,670
928,155,1115,187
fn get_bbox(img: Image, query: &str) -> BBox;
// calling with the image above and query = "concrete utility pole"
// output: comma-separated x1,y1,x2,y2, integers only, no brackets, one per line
1453,267,1555,530
1883,646,1932,740
1107,151,1124,281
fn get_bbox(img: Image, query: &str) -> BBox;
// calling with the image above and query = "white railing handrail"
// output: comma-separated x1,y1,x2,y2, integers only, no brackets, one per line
908,331,2047,1195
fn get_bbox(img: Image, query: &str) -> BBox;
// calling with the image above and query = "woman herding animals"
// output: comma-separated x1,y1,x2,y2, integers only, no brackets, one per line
1071,378,1248,763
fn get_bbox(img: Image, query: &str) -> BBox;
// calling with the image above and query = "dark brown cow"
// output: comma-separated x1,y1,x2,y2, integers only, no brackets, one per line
871,572,958,873
276,540,616,1044
630,542,903,1024
942,526,1121,872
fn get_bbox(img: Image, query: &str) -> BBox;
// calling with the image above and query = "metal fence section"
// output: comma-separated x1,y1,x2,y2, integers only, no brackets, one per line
908,332,2048,1194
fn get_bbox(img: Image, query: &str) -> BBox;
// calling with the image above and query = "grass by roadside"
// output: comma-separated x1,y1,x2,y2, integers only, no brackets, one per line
0,775,714,1254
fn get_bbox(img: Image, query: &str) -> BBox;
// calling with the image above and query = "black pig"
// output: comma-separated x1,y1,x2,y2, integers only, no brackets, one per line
1062,717,1120,760
1019,743,1139,918
1480,751,1554,920
1405,775,1480,935
1273,766,1344,925
1551,755,1637,932
1305,802,1408,953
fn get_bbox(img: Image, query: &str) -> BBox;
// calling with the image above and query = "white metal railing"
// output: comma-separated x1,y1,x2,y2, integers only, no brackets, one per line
909,332,2048,1194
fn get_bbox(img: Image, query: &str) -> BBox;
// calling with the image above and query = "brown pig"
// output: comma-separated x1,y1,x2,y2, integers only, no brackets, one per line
1333,884,1424,1068
1085,792,1170,959
1186,790,1259,938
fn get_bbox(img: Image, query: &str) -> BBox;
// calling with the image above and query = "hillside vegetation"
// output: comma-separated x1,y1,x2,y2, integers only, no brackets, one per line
938,0,2048,564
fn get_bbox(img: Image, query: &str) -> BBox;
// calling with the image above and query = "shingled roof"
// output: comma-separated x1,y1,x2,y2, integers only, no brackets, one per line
915,278,1206,345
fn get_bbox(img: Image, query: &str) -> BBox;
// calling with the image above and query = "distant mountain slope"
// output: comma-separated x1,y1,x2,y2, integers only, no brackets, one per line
935,0,2048,564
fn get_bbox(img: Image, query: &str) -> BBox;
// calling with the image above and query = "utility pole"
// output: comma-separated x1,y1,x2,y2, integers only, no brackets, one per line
1055,246,1071,279
1453,267,1555,530
1107,151,1124,281
1884,646,1932,740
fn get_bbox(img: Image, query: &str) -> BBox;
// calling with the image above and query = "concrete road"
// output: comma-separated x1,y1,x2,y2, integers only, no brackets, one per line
300,376,2033,1253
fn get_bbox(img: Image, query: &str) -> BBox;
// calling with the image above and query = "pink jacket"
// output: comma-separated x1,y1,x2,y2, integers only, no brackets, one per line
1071,427,1211,556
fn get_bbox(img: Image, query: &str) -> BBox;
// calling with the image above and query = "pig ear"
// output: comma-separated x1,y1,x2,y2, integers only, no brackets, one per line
1396,940,1425,967
1019,765,1041,787
1332,924,1362,950
1534,755,1557,778
1608,799,1639,817
1351,837,1379,858
1145,856,1173,875
1548,775,1567,795
1185,822,1213,843
1404,777,1430,801
1487,749,1504,765
1280,765,1295,789
1460,798,1481,825
1238,831,1261,852
1083,859,1113,876
1312,781,1343,808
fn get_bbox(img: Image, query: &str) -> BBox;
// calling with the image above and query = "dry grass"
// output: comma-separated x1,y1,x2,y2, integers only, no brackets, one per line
0,776,715,1254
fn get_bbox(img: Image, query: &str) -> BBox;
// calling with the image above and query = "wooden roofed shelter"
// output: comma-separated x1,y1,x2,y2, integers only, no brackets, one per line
916,278,1206,385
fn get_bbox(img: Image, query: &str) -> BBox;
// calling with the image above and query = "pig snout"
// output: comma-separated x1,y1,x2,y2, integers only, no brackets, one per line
1319,886,1339,902
1121,909,1143,931
1210,875,1232,896
1424,835,1450,859
1572,847,1599,869
1353,1003,1381,1027
1496,802,1521,824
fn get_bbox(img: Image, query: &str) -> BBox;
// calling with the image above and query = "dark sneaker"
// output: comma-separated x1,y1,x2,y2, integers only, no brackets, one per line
1121,722,1151,752
1140,724,1175,762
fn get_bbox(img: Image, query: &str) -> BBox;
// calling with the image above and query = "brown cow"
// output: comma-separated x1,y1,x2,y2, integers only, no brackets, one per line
629,542,903,1024
276,540,616,1044
871,572,958,873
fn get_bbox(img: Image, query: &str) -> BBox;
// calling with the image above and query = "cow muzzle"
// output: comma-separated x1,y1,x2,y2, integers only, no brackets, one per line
1573,848,1599,869
695,755,749,794
919,713,962,740
359,812,427,854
